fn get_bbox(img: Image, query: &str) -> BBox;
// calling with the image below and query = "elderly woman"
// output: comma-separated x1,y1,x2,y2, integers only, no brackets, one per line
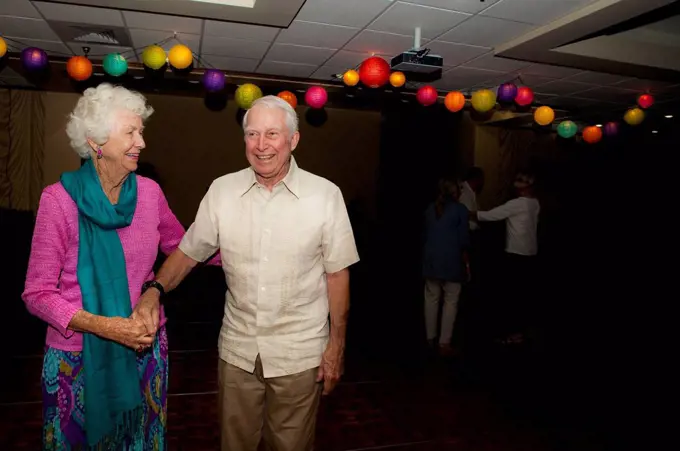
22,83,183,449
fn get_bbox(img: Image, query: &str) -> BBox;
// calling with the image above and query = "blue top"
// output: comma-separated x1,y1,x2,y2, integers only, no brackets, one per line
422,201,470,281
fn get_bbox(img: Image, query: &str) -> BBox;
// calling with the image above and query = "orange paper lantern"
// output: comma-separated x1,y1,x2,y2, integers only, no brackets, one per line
444,91,465,112
582,126,603,144
168,44,193,69
389,71,406,88
66,56,93,81
534,106,555,126
0,37,7,58
277,91,298,109
343,69,360,86
358,56,390,88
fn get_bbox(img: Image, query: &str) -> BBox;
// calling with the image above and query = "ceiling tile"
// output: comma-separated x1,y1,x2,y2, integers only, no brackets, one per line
520,63,583,78
276,21,358,49
440,66,505,88
325,50,378,69
564,71,631,85
264,44,336,65
0,0,41,19
310,65,346,81
0,16,60,41
67,43,134,59
200,55,259,73
344,30,422,57
611,78,676,92
296,0,393,28
203,20,279,42
438,15,535,48
368,1,469,39
256,61,317,78
572,87,640,103
463,53,532,72
548,96,601,108
481,0,598,26
516,74,557,87
201,35,272,59
33,1,124,27
405,0,501,14
129,30,201,54
534,80,596,96
6,36,72,56
426,41,490,67
122,11,202,34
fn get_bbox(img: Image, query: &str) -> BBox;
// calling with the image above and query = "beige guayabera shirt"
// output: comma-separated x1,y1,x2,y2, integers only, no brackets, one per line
179,157,360,377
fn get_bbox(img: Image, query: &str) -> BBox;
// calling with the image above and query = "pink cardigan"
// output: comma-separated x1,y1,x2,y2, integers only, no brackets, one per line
22,176,185,352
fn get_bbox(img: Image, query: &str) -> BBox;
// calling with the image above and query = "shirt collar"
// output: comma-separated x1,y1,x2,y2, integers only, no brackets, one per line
241,156,300,198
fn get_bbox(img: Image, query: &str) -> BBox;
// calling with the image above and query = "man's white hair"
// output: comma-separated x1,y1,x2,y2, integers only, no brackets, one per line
65,83,154,159
242,95,299,136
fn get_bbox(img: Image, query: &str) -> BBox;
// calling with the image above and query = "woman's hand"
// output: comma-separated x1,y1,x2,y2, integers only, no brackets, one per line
100,317,155,350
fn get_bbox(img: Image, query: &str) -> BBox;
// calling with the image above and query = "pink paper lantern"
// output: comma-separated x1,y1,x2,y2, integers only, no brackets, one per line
305,86,328,109
637,94,654,109
416,85,438,106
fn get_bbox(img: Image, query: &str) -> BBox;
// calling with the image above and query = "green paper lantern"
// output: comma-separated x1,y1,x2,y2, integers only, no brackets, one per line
103,53,128,77
557,120,578,139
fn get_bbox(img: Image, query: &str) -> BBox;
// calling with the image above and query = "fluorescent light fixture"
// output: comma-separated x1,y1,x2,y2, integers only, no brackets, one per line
596,124,602,127
189,0,256,7
665,115,674,119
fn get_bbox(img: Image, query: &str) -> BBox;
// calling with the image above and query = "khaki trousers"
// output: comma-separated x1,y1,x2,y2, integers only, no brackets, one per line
218,355,322,451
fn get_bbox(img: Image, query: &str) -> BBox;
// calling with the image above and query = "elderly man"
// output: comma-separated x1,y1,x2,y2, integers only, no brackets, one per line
135,96,359,450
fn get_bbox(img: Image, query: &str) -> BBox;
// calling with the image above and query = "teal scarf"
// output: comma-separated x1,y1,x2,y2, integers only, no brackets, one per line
61,160,143,449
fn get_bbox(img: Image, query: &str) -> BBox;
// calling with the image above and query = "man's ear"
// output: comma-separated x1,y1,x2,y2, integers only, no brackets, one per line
290,131,300,151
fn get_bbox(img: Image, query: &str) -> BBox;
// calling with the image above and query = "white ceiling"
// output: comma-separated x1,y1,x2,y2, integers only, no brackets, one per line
1,0,679,110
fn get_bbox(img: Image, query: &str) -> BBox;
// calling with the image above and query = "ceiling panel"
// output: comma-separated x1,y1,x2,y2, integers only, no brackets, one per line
201,35,272,59
325,50,379,69
33,1,124,27
516,74,558,87
295,0,393,28
121,11,202,34
426,41,490,67
405,0,502,14
276,21,358,49
572,86,640,103
564,71,631,85
256,60,317,78
203,20,279,42
368,1,470,39
463,53,532,72
200,55,260,73
310,65,346,80
611,78,676,92
0,16,61,41
520,63,583,78
439,66,505,87
6,36,73,56
128,30,201,53
0,0,42,18
67,43,134,59
533,79,596,96
344,30,422,56
481,0,598,26
264,44,336,65
437,15,536,48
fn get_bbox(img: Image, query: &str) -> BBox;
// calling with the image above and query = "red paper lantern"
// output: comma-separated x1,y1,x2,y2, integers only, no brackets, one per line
277,91,298,109
305,86,328,109
582,126,603,144
358,56,390,88
515,86,534,107
416,85,438,106
66,56,93,81
637,93,654,109
444,91,465,112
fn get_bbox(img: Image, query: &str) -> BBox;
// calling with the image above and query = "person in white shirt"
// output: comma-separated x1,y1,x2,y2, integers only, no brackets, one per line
459,167,484,232
471,171,540,343
135,96,360,451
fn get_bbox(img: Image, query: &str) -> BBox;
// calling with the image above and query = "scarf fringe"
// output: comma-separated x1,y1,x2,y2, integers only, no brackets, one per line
86,404,144,451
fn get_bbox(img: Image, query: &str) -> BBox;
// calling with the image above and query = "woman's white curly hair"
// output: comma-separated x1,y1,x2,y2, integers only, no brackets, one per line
65,83,154,159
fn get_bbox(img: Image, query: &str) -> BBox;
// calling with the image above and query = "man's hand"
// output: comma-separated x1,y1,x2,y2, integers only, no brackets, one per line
131,289,160,337
316,342,345,395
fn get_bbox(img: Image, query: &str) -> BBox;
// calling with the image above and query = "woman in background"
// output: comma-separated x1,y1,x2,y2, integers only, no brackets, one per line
23,83,184,449
422,178,470,356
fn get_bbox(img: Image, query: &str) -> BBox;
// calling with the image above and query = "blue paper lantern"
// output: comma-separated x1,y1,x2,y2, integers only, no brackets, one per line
102,53,128,77
497,82,518,103
21,47,48,71
202,69,225,92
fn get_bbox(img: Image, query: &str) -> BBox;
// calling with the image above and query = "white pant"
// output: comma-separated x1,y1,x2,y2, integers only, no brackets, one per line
424,279,462,345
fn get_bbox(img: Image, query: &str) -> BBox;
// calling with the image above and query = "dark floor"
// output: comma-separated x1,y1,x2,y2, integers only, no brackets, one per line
1,265,607,451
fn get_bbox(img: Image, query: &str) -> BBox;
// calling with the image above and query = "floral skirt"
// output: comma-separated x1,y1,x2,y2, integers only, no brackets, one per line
42,327,169,450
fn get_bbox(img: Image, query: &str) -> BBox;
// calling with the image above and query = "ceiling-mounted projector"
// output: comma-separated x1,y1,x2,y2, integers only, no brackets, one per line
390,26,443,83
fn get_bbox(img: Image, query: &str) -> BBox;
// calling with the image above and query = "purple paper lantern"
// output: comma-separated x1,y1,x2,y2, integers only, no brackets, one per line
202,69,225,92
21,47,48,71
497,82,518,103
604,121,619,137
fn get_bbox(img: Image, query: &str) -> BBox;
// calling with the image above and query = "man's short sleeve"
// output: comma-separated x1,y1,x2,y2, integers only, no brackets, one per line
322,186,360,274
179,183,220,263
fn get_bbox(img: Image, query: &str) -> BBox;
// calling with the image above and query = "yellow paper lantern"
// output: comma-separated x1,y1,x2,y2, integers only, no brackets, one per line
168,44,193,70
471,89,496,113
534,106,555,126
142,45,167,70
343,69,360,86
0,37,7,58
624,107,645,126
389,71,406,88
235,83,263,110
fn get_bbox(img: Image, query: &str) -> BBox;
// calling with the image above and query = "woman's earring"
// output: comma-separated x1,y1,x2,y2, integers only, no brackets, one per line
96,147,103,159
